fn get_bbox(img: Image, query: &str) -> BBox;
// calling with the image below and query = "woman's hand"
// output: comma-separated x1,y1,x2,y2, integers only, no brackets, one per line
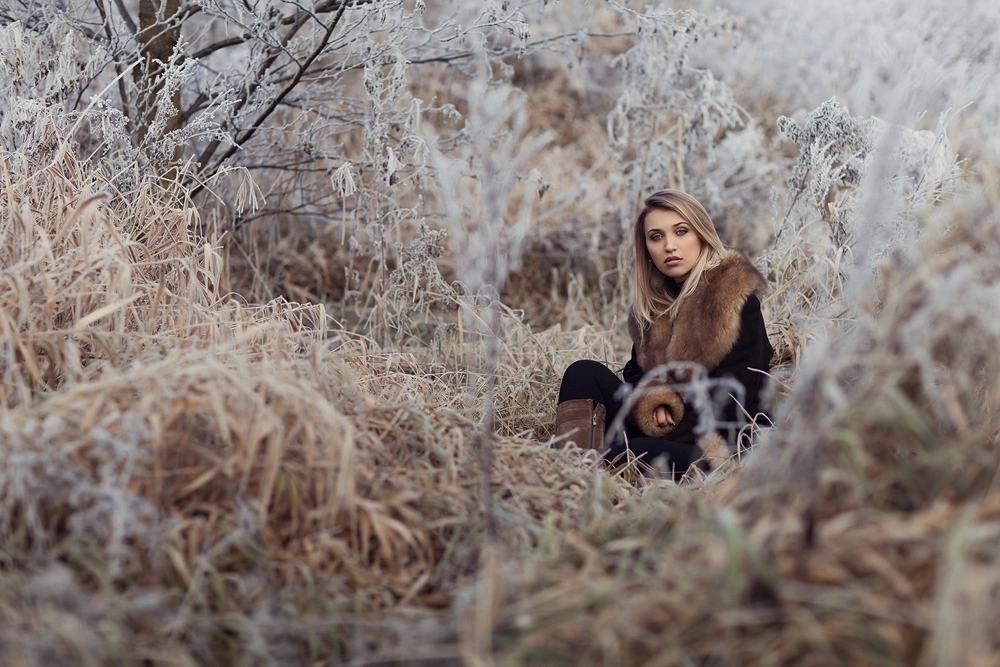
654,405,675,429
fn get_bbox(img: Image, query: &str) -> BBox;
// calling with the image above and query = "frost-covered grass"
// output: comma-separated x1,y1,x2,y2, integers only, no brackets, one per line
3,0,1000,664
0,131,628,663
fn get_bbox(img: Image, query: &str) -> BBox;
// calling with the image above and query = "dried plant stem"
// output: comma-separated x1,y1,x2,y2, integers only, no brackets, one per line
477,300,501,545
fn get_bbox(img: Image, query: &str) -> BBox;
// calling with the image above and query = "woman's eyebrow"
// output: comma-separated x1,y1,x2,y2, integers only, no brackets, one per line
672,220,689,228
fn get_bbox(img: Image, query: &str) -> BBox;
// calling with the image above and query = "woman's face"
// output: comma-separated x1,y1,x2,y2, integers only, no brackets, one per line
644,208,703,282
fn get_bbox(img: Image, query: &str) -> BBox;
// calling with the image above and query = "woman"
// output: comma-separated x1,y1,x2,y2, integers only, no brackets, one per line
555,189,773,477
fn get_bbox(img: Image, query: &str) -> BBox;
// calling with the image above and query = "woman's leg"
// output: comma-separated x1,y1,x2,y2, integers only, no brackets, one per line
558,360,627,416
603,437,697,481
559,360,647,449
558,361,698,477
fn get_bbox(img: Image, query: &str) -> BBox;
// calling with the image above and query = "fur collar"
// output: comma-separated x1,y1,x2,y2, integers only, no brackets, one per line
628,252,767,374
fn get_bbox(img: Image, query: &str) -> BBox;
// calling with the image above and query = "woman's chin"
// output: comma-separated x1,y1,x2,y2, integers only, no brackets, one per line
658,268,689,282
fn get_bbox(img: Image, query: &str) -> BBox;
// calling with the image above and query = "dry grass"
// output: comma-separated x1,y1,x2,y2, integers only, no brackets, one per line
0,123,640,664
5,27,1000,667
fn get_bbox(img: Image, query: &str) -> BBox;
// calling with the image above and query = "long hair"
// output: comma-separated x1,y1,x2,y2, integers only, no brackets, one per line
631,189,729,327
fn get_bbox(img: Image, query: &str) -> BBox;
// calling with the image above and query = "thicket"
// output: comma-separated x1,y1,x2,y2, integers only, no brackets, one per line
1,0,1000,664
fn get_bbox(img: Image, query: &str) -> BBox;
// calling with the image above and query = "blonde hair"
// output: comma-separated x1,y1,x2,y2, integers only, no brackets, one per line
630,189,729,327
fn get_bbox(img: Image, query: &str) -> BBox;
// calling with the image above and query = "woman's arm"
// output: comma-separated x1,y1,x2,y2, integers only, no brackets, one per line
692,294,773,446
711,294,773,412
623,345,686,437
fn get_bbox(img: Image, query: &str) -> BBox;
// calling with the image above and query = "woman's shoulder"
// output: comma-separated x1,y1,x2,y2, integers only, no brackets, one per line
683,251,767,326
702,251,768,301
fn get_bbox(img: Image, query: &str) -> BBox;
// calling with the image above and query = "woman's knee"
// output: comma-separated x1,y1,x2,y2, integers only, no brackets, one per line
559,359,623,406
562,359,610,384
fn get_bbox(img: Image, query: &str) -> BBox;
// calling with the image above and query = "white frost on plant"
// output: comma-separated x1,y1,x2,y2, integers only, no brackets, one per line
332,162,357,199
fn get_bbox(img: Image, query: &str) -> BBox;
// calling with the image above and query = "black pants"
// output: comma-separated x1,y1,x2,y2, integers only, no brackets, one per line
557,360,697,477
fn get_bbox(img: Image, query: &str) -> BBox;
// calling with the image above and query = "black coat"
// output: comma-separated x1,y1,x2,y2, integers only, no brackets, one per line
622,294,773,448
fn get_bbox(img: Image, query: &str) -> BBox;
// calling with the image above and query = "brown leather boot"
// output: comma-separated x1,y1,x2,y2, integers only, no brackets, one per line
555,399,606,449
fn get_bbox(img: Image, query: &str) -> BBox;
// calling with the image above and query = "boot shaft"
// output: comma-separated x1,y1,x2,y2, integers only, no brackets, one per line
555,398,606,450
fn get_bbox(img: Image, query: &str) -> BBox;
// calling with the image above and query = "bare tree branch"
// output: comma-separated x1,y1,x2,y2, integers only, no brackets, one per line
190,36,248,60
92,0,133,127
194,1,353,189
194,10,313,168
111,0,137,34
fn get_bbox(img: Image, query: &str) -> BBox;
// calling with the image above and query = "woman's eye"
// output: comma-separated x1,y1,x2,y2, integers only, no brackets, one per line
676,228,687,235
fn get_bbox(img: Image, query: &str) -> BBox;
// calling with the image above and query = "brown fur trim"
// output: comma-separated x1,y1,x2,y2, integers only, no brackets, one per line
694,432,731,471
631,252,767,373
630,381,685,438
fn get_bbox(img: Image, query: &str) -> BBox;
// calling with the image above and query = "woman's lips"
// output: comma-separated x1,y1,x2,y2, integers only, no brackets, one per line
665,257,682,265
